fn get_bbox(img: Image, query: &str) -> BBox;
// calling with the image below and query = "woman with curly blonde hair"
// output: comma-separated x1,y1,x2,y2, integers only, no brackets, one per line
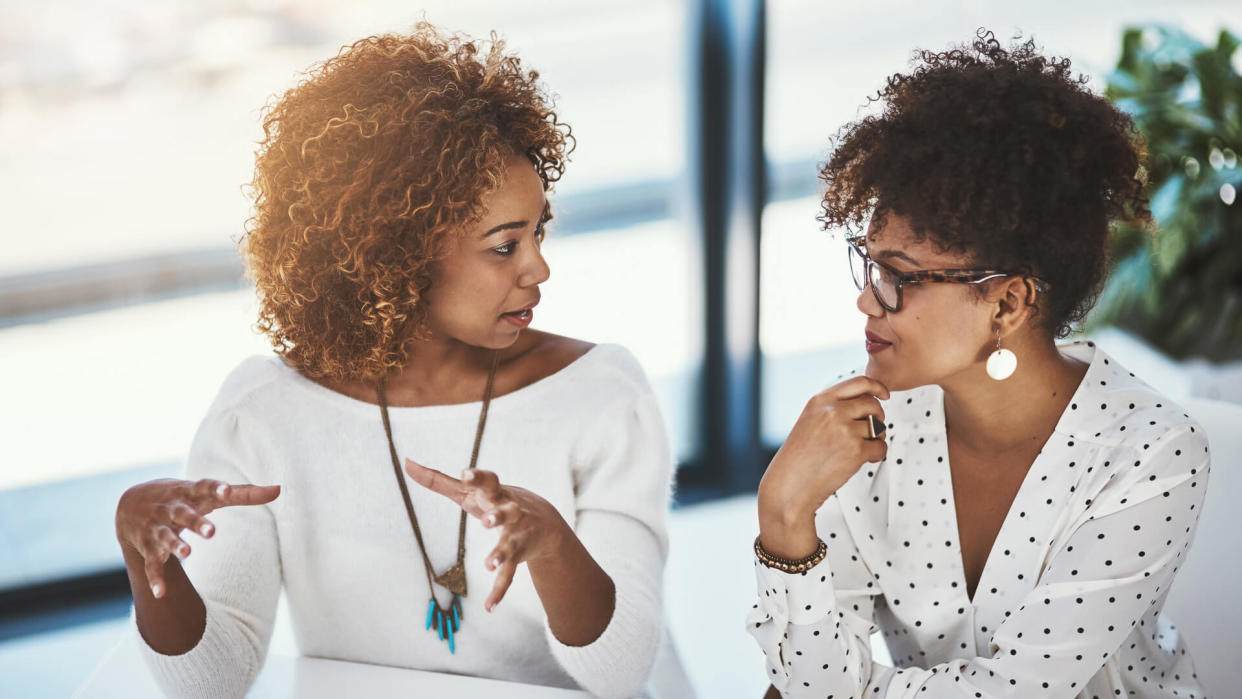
114,23,672,698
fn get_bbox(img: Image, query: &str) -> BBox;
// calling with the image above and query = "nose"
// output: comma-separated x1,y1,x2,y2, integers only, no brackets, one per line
519,242,551,287
856,283,884,318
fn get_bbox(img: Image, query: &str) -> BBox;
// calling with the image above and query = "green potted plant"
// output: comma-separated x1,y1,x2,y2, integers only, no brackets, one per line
1091,25,1242,361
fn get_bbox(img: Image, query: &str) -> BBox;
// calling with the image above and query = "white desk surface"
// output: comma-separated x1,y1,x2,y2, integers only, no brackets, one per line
75,633,591,698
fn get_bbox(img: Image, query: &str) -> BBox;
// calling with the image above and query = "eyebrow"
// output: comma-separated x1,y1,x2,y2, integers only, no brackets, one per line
481,221,528,238
480,200,551,238
872,249,922,267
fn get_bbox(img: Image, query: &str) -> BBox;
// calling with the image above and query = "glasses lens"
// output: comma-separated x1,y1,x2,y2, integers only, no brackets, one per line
847,243,866,291
870,264,899,310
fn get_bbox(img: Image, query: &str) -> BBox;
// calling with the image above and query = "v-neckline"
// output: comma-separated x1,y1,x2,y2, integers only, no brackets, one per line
929,344,1100,608
935,392,1054,608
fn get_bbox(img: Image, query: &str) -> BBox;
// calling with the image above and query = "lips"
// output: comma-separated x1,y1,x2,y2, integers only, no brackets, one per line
501,296,540,317
500,297,539,329
865,330,892,355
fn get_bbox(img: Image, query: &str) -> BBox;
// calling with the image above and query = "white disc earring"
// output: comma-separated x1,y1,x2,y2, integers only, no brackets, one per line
986,329,1017,380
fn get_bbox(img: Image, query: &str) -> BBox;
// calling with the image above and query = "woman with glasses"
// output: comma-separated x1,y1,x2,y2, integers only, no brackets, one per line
113,23,672,699
750,31,1209,699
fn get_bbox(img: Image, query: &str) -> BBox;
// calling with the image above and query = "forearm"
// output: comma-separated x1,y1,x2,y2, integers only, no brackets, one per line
121,542,207,655
527,518,616,647
757,486,820,560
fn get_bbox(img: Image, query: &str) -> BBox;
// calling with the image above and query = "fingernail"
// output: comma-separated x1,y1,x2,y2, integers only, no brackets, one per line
485,514,496,526
175,547,187,559
201,524,213,537
463,470,475,481
490,557,500,567
151,583,162,598
216,484,228,497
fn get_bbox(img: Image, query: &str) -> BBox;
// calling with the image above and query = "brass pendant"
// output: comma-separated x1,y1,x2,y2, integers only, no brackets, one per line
434,563,467,597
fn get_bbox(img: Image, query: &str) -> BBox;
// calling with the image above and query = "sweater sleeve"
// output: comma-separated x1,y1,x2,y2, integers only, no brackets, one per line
132,407,283,699
748,424,1210,698
545,357,674,699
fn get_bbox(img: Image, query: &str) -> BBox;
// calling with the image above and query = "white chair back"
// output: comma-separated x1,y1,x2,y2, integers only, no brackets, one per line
1162,397,1242,696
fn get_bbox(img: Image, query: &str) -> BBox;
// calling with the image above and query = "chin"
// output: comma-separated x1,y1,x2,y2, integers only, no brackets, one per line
865,360,921,394
487,328,525,350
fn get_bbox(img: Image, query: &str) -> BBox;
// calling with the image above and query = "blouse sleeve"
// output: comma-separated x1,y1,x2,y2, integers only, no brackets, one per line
545,367,674,699
747,487,885,695
748,423,1210,698
132,407,283,699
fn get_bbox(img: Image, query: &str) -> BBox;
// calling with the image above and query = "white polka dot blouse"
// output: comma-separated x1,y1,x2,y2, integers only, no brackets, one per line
748,341,1210,698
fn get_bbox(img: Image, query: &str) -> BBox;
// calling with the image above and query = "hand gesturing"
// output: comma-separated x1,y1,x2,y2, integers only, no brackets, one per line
115,478,281,598
404,459,568,611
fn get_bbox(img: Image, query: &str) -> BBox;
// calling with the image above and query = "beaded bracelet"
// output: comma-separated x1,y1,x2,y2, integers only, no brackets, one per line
753,536,827,573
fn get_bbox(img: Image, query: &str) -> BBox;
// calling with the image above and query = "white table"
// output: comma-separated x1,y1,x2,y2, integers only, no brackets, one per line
75,634,591,698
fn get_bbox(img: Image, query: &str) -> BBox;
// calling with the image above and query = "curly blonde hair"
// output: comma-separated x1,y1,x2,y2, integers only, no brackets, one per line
242,22,572,381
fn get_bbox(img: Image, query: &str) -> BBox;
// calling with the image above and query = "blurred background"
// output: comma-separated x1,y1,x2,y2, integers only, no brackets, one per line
1,1,1239,696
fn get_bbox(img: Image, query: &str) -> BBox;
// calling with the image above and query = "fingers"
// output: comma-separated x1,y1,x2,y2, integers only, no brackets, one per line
485,560,517,613
838,394,886,424
482,502,520,529
143,526,187,599
864,414,887,440
462,469,504,507
218,484,281,508
144,552,168,599
853,415,884,441
826,375,891,401
155,525,189,560
405,459,467,505
860,437,889,464
168,504,215,539
189,478,229,506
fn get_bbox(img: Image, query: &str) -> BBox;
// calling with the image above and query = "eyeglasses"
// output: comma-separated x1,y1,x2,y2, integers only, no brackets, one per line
847,237,1050,313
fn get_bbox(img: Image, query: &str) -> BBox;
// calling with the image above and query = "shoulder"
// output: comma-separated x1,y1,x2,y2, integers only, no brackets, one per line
207,354,294,415
509,330,652,396
1070,345,1210,483
505,330,596,378
1074,344,1205,449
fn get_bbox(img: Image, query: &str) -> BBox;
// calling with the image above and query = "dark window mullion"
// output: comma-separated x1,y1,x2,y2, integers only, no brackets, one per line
687,0,766,496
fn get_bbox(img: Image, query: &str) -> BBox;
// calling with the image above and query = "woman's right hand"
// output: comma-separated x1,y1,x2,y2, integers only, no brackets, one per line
115,478,281,598
757,376,889,558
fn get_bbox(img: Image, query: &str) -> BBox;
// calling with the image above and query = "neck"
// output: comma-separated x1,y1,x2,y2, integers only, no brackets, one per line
383,334,496,405
940,335,1088,455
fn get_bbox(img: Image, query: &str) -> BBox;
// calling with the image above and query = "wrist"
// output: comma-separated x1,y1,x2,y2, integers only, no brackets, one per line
756,500,818,561
757,480,816,530
530,508,575,565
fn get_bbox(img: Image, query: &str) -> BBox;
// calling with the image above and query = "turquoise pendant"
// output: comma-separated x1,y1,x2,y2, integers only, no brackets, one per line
424,595,463,654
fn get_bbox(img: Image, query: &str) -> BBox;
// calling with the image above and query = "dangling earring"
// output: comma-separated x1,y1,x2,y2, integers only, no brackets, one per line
986,327,1017,380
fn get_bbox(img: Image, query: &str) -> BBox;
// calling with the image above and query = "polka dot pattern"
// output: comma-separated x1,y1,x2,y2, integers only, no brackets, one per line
747,341,1211,698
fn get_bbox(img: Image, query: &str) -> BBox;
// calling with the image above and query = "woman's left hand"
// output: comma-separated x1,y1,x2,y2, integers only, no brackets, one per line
404,459,570,612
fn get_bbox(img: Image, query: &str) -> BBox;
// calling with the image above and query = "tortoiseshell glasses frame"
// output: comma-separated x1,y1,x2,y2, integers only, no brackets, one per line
847,237,1050,313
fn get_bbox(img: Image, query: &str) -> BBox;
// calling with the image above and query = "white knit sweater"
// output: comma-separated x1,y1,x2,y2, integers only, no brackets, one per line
132,344,673,699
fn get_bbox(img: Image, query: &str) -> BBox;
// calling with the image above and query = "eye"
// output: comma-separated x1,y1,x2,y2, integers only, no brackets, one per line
492,240,517,257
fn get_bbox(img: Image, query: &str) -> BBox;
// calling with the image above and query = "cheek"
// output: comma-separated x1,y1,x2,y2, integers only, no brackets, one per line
885,291,990,381
423,263,511,327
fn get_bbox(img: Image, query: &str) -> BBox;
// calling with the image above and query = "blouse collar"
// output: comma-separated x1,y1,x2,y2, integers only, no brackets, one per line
904,340,1153,448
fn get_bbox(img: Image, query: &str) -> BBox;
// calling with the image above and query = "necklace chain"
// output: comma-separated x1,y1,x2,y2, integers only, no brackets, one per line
375,350,500,652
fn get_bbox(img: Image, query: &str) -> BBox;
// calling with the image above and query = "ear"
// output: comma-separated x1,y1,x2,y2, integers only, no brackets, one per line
990,276,1039,340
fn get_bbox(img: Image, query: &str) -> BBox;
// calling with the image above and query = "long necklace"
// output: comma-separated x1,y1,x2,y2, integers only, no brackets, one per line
376,350,499,654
